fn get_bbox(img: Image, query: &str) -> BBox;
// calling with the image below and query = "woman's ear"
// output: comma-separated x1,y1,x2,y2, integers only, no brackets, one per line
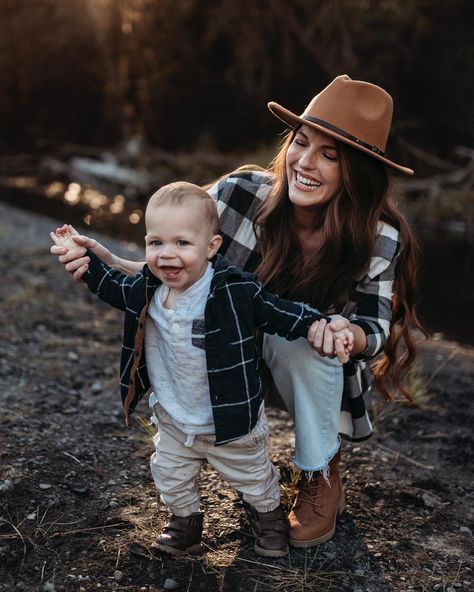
208,234,223,259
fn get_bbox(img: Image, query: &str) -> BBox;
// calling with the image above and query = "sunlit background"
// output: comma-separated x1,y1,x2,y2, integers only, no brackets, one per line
0,0,472,342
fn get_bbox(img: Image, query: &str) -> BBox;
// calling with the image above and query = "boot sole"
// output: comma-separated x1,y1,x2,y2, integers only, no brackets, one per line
151,542,203,557
289,490,346,549
254,542,289,558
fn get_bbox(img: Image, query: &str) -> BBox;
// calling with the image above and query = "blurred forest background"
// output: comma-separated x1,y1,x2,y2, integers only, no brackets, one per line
0,0,473,342
1,0,472,155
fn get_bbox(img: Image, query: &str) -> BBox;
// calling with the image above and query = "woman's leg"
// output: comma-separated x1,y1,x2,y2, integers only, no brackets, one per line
262,334,345,547
262,334,343,472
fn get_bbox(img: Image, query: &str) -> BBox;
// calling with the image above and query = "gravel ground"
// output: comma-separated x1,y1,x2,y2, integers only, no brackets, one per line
1,201,473,592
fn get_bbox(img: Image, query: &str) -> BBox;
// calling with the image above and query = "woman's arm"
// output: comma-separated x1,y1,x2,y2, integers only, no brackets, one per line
310,222,400,360
50,224,143,281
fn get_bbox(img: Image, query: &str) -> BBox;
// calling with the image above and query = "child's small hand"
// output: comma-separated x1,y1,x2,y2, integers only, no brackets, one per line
50,224,97,282
50,224,78,250
307,315,354,364
330,322,354,364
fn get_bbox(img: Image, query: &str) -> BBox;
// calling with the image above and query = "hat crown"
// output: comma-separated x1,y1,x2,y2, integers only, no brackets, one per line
302,75,393,152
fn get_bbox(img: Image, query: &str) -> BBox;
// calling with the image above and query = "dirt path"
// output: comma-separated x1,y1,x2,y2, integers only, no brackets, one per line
1,202,473,592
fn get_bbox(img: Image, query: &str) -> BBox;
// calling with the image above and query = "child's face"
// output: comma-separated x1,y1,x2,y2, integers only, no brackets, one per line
145,203,221,295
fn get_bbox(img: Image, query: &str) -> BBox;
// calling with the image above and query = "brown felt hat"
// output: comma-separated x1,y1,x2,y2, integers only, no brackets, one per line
268,74,414,175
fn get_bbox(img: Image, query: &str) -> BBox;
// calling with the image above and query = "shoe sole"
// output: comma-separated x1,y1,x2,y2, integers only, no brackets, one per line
289,490,346,549
151,542,203,557
254,542,289,558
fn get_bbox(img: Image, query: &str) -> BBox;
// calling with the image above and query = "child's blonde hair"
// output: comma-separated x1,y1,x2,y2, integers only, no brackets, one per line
147,181,219,234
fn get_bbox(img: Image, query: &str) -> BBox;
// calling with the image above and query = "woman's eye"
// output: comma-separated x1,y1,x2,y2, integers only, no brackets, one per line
294,138,306,146
324,152,337,161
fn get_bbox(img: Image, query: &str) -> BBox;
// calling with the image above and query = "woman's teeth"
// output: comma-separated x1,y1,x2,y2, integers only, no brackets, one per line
296,172,321,187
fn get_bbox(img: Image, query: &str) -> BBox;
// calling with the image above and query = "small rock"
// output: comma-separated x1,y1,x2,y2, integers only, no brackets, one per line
0,479,14,492
164,578,180,591
422,492,442,509
91,381,102,394
433,584,443,591
43,582,55,592
39,483,53,490
460,526,472,536
68,351,79,361
113,570,123,583
109,500,120,508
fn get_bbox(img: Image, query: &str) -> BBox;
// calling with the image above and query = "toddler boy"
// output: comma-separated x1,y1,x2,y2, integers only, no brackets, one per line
51,182,352,558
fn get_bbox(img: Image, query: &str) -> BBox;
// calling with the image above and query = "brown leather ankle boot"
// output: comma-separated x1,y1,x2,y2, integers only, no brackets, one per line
288,451,345,547
249,505,289,558
152,512,203,556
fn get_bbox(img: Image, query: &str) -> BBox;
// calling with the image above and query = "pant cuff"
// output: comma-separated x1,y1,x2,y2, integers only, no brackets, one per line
245,500,280,513
166,501,201,517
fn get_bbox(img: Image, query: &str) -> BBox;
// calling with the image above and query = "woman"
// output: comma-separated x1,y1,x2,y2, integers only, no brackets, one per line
51,75,423,548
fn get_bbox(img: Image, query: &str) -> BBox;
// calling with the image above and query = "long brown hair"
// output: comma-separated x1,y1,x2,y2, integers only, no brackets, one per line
254,130,425,401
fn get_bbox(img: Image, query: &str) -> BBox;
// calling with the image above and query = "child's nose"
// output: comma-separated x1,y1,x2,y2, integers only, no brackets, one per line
159,244,175,258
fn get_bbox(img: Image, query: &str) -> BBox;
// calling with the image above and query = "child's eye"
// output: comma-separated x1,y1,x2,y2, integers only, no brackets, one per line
177,240,189,246
149,240,161,246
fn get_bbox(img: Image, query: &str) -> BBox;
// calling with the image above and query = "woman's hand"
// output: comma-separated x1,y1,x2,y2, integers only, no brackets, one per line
50,224,113,282
307,315,354,364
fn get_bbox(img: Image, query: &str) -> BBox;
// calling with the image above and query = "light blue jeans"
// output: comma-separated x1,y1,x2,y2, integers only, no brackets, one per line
263,333,344,473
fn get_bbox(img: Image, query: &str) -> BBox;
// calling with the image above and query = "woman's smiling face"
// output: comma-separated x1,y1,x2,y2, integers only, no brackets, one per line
286,124,342,210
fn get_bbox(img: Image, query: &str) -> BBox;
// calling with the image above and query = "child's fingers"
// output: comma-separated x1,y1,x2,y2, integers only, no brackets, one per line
334,337,349,364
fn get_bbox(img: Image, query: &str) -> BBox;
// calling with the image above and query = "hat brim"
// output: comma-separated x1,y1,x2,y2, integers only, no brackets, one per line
268,102,414,176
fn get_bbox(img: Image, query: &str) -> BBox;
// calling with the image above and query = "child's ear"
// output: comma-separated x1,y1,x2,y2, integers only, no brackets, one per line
208,234,223,259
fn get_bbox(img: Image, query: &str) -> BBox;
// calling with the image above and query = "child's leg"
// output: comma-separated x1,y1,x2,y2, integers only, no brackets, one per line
206,408,288,557
150,406,205,556
150,406,204,516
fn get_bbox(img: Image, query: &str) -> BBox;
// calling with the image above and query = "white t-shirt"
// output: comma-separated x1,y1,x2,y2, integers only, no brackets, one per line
145,263,215,436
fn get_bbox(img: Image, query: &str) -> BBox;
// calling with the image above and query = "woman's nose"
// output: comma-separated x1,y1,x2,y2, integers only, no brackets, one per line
299,148,317,169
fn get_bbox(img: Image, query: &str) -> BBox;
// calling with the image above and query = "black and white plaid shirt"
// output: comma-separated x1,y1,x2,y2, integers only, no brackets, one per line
83,252,329,445
207,170,401,441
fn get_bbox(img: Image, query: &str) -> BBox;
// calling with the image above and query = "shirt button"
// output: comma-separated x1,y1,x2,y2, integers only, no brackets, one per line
172,323,179,332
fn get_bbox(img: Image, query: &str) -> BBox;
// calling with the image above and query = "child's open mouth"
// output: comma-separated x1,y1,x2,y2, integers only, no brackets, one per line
160,266,182,279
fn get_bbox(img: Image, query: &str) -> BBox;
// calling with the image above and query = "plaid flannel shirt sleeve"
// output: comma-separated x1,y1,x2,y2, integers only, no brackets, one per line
251,281,331,339
344,222,401,361
83,250,143,312
207,170,273,271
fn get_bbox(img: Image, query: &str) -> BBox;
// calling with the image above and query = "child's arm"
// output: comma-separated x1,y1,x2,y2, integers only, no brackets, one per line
50,227,141,311
307,316,354,364
251,282,331,338
50,224,143,281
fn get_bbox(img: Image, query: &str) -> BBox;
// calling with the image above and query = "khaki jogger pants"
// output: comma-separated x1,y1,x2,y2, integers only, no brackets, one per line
150,404,281,516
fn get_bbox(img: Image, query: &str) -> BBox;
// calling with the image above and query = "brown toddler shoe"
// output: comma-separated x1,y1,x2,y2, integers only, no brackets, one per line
249,505,289,557
152,512,203,557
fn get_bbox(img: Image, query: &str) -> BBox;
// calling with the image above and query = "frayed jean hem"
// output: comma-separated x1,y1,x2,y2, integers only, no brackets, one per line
293,439,341,482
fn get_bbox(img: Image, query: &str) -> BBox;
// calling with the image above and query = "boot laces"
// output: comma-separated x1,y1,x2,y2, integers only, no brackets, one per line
296,475,323,509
